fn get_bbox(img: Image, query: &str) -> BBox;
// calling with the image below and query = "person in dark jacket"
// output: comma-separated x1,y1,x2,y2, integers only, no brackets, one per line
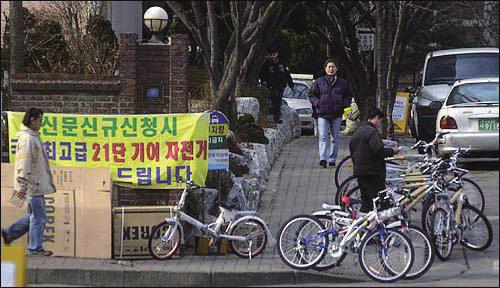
259,46,294,124
349,108,400,212
309,59,353,168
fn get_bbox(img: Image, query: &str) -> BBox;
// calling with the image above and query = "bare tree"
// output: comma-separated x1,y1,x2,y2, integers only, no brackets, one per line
9,1,23,74
305,1,378,120
34,1,118,75
374,1,444,138
166,1,290,127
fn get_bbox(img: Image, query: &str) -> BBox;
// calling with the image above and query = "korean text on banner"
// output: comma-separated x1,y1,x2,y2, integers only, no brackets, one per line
392,92,409,134
7,112,210,189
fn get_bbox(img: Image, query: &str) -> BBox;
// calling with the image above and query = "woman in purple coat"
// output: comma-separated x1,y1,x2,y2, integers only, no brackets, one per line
309,59,354,168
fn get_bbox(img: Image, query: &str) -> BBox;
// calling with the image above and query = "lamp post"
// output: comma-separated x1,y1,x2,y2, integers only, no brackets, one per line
143,6,169,43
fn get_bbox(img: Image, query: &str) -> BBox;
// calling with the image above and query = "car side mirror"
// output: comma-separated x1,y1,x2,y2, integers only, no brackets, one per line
429,101,442,110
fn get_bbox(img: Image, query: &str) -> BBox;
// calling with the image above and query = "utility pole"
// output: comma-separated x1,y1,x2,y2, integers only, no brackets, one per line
9,1,24,74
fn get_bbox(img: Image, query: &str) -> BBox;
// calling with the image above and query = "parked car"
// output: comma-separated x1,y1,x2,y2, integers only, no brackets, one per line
409,48,499,142
433,77,499,157
283,80,315,135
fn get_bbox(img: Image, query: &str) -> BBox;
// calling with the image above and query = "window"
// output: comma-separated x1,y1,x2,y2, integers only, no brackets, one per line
283,83,309,99
447,82,499,105
425,53,499,86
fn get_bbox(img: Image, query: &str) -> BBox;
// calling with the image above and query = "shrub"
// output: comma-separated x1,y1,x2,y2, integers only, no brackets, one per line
235,114,269,144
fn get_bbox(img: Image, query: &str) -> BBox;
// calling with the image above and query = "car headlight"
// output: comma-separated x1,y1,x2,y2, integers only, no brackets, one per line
296,108,313,115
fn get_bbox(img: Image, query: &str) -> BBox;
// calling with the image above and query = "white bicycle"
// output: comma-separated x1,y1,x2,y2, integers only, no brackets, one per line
148,177,275,260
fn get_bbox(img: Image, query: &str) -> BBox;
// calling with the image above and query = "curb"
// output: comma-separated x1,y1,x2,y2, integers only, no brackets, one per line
27,267,365,287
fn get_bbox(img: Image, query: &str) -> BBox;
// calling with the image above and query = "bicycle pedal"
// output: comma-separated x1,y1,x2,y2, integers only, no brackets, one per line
208,237,216,247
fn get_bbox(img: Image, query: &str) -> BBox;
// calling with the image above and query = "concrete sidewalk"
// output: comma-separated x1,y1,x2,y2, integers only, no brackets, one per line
26,135,498,286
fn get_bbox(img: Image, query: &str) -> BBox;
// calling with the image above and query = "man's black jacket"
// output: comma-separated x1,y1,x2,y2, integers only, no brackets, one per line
259,58,294,91
349,121,395,178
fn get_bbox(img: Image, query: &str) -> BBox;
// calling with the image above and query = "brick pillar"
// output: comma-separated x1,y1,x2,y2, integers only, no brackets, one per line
169,34,189,113
136,41,170,114
118,33,138,114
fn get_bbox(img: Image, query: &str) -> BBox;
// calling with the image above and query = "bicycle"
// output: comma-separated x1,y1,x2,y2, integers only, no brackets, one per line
430,180,493,261
336,143,485,219
277,194,415,283
148,178,276,260
334,140,405,189
314,187,435,280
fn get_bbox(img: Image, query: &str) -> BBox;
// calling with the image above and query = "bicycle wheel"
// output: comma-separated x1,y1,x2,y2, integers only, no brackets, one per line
312,215,347,271
460,178,485,214
340,186,362,212
335,155,353,189
401,225,435,280
277,215,327,270
421,198,436,237
148,221,182,260
430,207,453,261
358,228,414,283
229,218,268,258
335,175,358,205
460,204,492,251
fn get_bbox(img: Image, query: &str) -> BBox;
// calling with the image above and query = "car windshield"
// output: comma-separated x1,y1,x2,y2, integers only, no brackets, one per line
446,82,499,105
283,83,309,99
424,53,499,86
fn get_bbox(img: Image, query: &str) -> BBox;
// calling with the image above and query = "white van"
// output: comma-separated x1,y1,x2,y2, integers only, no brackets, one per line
409,48,499,141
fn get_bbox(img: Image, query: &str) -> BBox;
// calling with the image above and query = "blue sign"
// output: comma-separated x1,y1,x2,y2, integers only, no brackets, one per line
208,111,229,125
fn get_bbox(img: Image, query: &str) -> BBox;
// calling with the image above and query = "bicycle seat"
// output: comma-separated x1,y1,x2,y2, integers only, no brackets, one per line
216,200,237,210
386,178,404,186
236,211,257,216
342,196,363,207
322,203,342,211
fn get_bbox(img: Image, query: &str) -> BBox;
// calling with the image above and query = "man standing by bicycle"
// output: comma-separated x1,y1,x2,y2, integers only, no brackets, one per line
259,45,295,124
349,108,399,212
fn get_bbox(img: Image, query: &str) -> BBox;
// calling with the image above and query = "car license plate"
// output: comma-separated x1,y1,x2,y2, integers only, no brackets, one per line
478,119,499,131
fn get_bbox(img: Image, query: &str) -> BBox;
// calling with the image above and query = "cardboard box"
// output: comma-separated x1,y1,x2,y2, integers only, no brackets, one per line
112,206,178,259
1,163,112,258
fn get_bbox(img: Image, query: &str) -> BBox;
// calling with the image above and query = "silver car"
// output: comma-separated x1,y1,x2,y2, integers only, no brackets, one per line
283,80,315,135
434,77,499,157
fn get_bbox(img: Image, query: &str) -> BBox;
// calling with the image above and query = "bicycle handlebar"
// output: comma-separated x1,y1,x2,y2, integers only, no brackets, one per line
176,177,204,189
410,132,450,150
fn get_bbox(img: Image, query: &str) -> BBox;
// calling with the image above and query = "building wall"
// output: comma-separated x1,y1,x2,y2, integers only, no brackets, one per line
105,1,143,41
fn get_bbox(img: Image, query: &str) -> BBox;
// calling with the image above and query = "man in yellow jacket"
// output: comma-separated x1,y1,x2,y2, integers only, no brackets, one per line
2,108,56,256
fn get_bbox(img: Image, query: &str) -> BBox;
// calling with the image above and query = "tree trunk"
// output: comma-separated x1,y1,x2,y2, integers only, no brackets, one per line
9,1,24,74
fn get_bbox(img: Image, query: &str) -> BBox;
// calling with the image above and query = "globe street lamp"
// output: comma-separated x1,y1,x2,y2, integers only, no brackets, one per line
143,6,169,43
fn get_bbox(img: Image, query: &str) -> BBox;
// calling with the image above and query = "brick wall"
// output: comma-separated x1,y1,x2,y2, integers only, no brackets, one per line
8,33,189,114
116,187,181,207
8,74,121,113
5,33,191,207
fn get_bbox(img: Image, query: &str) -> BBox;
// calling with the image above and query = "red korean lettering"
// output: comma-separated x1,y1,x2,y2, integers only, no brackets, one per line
112,143,126,163
146,142,160,162
180,141,194,160
196,140,208,160
131,143,145,162
165,142,179,161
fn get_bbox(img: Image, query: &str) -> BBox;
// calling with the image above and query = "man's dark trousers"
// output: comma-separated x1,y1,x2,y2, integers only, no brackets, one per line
358,176,386,213
270,88,284,123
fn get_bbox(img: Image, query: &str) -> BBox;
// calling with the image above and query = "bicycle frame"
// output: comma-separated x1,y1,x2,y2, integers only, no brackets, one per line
160,181,276,252
307,205,402,258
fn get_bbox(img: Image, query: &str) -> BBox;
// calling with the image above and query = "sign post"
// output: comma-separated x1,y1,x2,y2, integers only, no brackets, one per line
392,92,410,134
208,111,229,171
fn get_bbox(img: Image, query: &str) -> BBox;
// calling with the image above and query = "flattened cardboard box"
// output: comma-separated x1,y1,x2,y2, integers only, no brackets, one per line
112,206,179,259
1,163,111,258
